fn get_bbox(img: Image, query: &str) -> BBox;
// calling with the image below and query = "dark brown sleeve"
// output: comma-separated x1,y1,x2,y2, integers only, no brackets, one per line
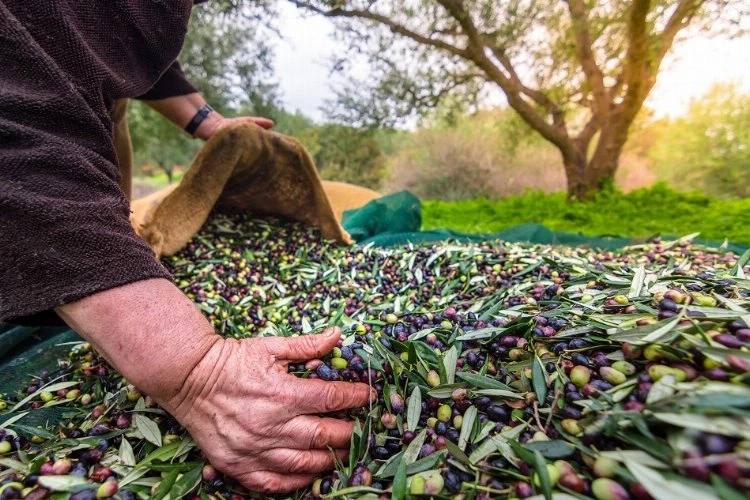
0,137,172,323
0,4,172,323
136,61,198,101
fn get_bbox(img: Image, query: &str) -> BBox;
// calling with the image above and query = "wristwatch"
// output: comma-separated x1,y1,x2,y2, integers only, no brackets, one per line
184,104,214,137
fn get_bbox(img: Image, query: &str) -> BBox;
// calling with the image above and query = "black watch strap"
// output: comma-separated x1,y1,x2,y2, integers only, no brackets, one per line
185,104,214,136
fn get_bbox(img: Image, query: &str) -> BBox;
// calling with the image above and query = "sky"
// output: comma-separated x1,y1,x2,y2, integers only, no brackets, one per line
272,3,750,122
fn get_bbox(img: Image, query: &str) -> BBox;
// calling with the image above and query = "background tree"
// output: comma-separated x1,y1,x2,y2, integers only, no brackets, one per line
313,125,387,189
128,103,197,184
648,82,750,197
128,1,280,181
289,0,748,198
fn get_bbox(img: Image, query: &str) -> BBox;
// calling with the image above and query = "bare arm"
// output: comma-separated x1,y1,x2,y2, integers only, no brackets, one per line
142,93,274,141
56,279,373,493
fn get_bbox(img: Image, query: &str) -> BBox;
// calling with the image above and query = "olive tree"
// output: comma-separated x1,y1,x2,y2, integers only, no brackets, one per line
288,0,747,198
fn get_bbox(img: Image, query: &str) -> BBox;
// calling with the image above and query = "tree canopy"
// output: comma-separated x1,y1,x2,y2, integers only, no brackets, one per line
290,0,748,197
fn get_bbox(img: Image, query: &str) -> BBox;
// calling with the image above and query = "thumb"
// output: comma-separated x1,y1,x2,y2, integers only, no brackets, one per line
264,327,341,362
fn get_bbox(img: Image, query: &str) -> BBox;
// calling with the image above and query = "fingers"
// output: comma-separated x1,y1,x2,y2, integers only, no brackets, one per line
237,116,274,130
239,471,318,494
286,377,374,414
264,328,341,361
250,117,274,129
283,416,356,449
262,448,347,474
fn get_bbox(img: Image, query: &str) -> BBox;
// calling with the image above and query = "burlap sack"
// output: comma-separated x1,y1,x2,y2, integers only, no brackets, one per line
126,121,380,258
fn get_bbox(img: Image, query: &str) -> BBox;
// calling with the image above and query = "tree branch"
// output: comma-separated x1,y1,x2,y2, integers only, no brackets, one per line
488,47,558,113
434,0,569,148
566,0,608,119
617,0,652,117
655,0,703,70
576,113,601,153
286,0,468,58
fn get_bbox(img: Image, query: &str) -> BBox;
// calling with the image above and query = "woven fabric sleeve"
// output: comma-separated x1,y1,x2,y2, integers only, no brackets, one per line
136,61,199,101
0,1,191,322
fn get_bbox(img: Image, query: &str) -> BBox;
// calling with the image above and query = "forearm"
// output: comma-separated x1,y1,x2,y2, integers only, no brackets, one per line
55,278,220,404
142,93,224,141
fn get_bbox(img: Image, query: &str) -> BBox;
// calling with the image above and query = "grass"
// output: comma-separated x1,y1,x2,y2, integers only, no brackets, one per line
134,171,183,188
421,184,750,246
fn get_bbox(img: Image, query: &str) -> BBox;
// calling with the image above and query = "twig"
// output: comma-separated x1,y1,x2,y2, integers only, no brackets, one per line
544,387,563,432
532,401,545,432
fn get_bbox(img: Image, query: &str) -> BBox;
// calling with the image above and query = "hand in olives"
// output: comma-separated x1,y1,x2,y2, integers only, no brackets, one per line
162,327,374,493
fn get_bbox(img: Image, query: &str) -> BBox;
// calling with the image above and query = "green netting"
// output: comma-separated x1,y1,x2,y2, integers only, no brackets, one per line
3,190,747,394
0,324,81,394
344,191,749,254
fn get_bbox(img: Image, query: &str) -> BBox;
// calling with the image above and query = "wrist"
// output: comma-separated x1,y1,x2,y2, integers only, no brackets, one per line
192,109,223,141
161,336,237,419
55,279,221,405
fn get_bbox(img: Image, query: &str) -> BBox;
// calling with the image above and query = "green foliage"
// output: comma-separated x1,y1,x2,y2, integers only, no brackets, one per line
384,108,563,200
313,125,387,189
128,3,279,177
180,2,279,114
271,111,389,190
128,102,198,182
422,184,750,244
296,0,748,197
648,82,750,198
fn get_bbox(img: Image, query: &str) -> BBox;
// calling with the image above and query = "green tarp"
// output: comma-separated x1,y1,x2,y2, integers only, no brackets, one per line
342,191,749,254
2,190,747,390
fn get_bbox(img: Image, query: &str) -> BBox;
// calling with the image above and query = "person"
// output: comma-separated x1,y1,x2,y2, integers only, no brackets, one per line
110,59,275,201
0,0,373,494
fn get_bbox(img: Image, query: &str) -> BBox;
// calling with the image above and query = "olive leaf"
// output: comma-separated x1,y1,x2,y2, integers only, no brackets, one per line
608,317,680,344
406,386,422,432
456,372,513,391
652,414,750,440
710,474,747,500
598,450,668,469
532,355,548,403
625,459,719,500
151,469,180,500
444,346,458,384
134,413,162,447
730,248,750,279
119,437,136,467
37,475,89,492
474,389,525,399
325,486,385,498
458,406,477,451
137,441,181,468
426,383,466,399
646,375,677,405
455,326,506,341
169,464,203,499
442,438,470,467
402,428,427,465
10,381,79,413
532,450,553,500
391,461,407,500
118,467,149,488
0,458,29,474
0,412,30,430
523,440,575,459
628,266,646,298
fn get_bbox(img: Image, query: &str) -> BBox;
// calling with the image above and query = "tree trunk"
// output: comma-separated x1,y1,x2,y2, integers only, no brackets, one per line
157,161,174,184
562,141,620,200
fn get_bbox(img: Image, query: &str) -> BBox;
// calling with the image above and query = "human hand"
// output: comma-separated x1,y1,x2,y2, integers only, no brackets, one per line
162,327,373,494
56,280,364,493
194,113,274,141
